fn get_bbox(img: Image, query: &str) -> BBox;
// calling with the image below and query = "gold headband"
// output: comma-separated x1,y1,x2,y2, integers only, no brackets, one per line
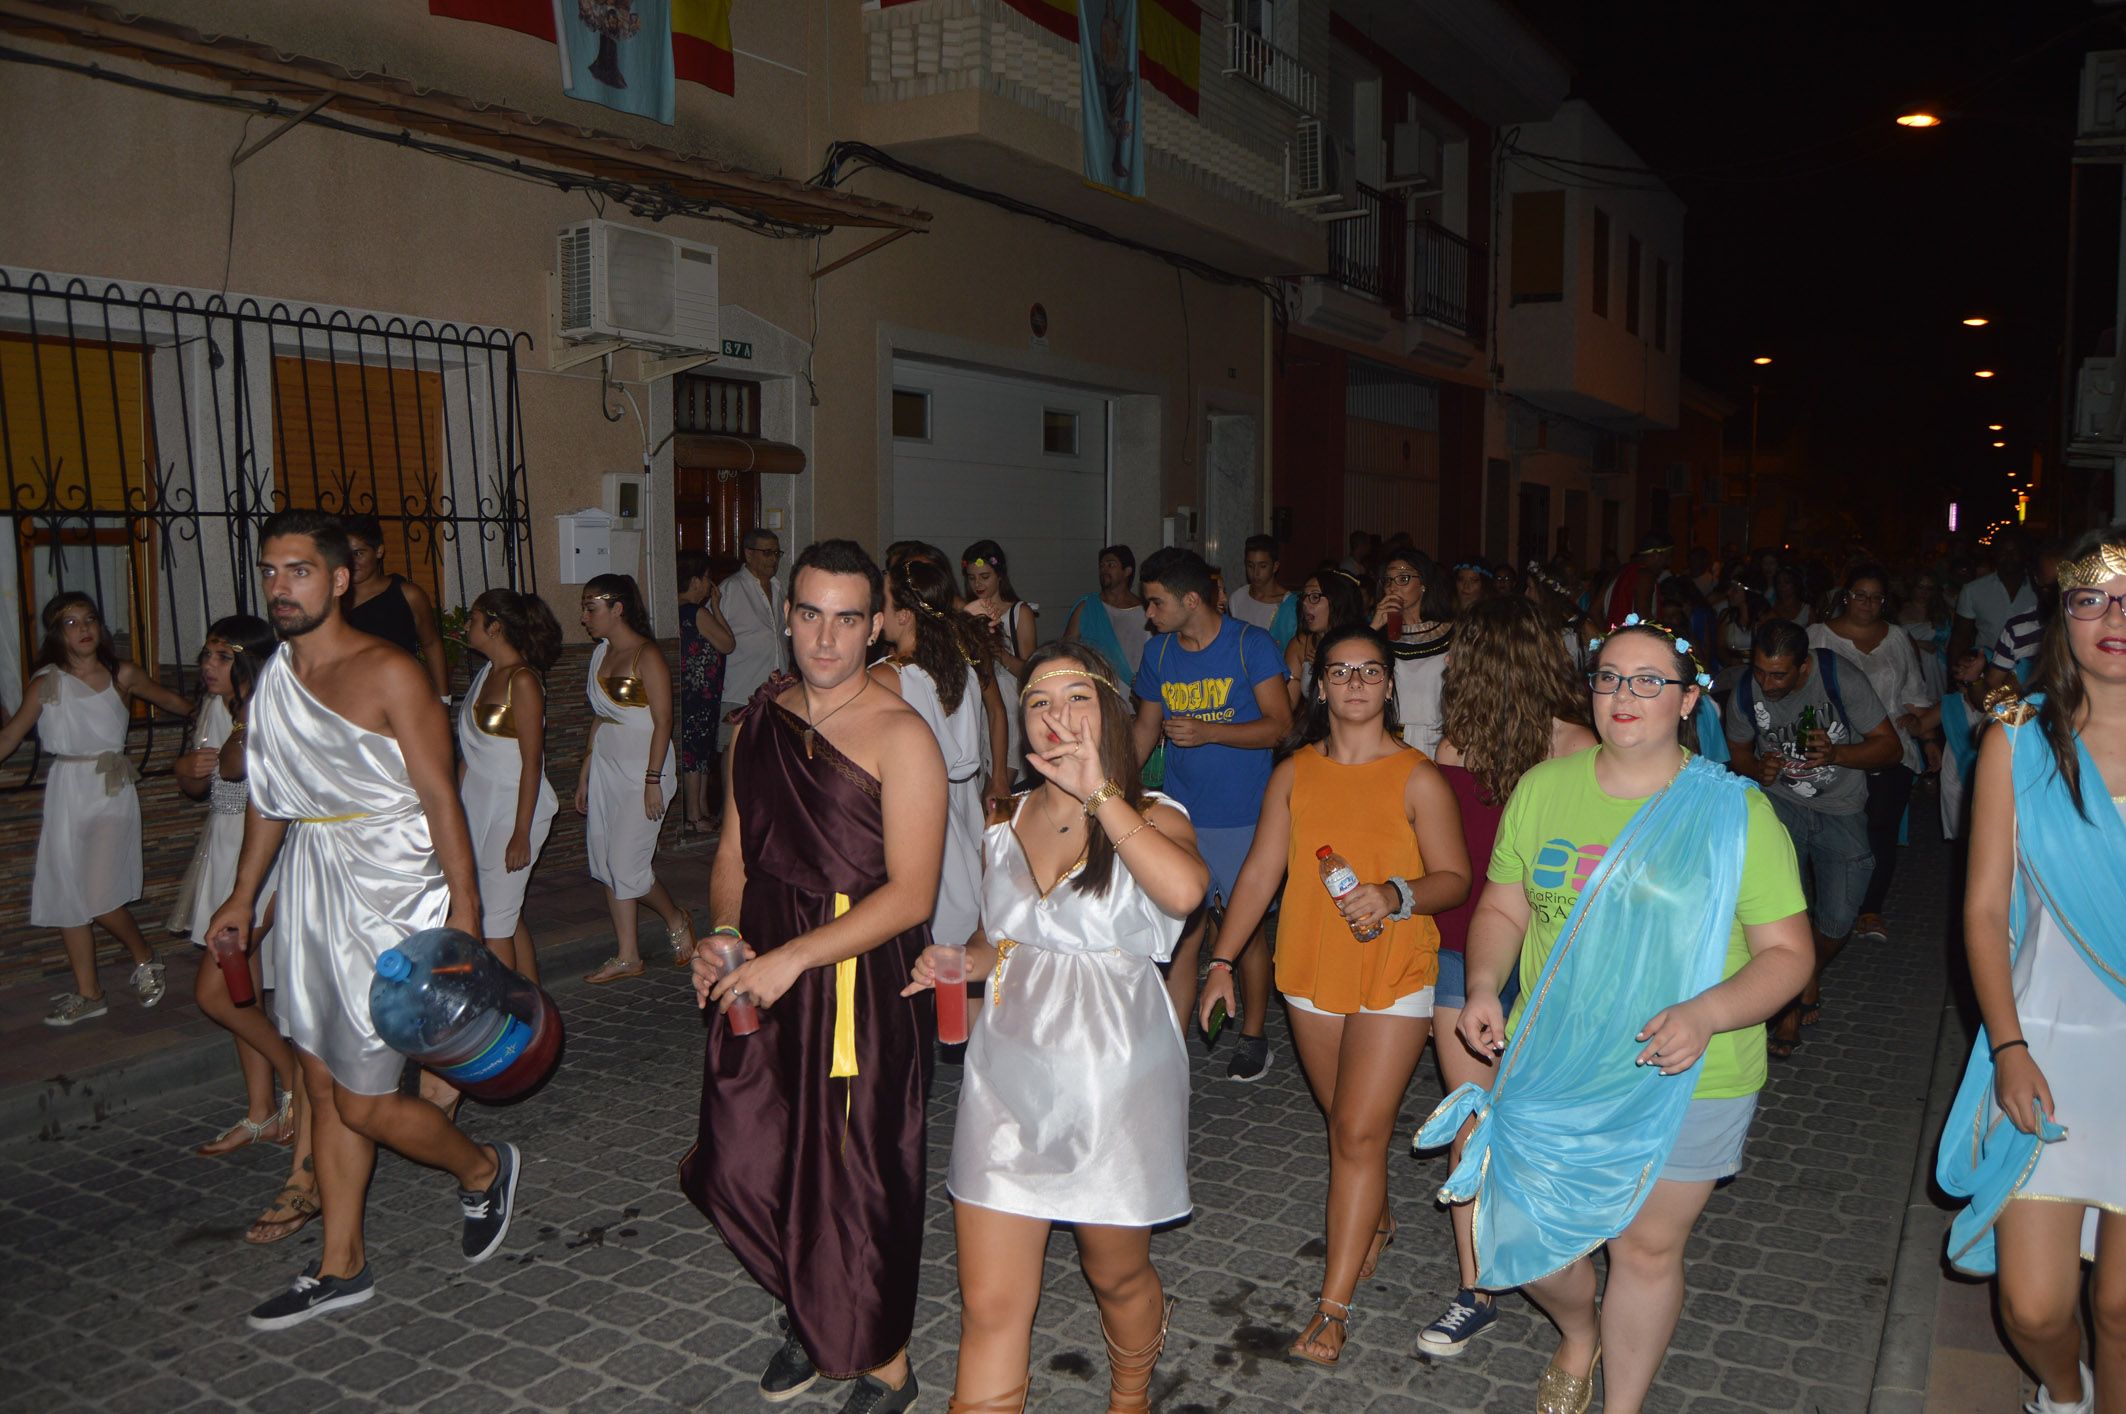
1018,665,1118,698
2057,540,2126,591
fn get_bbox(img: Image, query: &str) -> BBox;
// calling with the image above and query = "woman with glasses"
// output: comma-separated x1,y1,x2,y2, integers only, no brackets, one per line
1197,624,1470,1367
576,573,695,983
1283,565,1368,710
1419,618,1810,1412
1938,524,2126,1414
1372,548,1456,757
1416,597,1595,1359
0,592,196,1026
1810,564,1931,943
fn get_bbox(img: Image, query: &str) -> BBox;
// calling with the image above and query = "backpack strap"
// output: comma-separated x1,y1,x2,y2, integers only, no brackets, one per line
1814,647,1846,723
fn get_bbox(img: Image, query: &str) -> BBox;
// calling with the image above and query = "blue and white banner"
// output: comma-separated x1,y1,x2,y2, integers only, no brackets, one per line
1078,0,1144,197
554,0,677,124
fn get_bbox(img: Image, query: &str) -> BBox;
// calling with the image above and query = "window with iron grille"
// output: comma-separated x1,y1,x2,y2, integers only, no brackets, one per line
675,374,761,437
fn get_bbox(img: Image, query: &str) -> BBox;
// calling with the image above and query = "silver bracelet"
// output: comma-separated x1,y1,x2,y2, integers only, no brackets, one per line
1388,876,1416,921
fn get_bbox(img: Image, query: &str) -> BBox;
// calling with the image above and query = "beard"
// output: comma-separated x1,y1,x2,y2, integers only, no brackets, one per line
271,600,330,638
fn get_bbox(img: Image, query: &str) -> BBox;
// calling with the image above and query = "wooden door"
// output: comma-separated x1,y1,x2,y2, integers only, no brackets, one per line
675,465,756,578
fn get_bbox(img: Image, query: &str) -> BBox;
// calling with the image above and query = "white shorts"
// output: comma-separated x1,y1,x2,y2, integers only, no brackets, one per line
1283,986,1435,1020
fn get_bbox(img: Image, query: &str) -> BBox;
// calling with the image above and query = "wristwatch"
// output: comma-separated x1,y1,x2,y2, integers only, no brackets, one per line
1387,876,1416,922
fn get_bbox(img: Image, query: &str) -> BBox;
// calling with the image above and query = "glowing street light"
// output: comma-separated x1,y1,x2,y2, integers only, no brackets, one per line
1987,423,2004,431
1897,112,1943,128
1992,440,2007,448
1974,370,1996,378
1962,316,1990,327
1752,356,1773,366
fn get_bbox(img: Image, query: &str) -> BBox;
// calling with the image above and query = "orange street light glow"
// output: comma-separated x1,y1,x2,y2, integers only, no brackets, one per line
1987,423,2004,431
1992,440,2006,448
1974,370,1996,378
1962,317,1990,327
1752,356,1773,366
1897,112,1943,128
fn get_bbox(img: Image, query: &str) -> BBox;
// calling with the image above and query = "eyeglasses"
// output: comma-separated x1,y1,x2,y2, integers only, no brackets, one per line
1300,591,1326,604
1323,662,1387,684
1382,572,1419,588
746,545,782,558
1847,590,1885,604
2063,588,2126,621
1589,668,1689,698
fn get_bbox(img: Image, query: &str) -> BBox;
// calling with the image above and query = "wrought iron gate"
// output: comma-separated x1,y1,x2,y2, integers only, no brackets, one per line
1,268,536,782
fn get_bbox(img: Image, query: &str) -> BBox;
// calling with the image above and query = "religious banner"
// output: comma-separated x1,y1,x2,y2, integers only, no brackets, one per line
1078,0,1142,196
429,0,734,108
556,1,677,123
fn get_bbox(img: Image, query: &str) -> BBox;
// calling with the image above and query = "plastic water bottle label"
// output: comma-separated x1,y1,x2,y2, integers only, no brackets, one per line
435,1013,534,1084
1324,866,1359,898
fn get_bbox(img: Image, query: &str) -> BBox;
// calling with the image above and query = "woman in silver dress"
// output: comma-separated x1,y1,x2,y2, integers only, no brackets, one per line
905,643,1209,1414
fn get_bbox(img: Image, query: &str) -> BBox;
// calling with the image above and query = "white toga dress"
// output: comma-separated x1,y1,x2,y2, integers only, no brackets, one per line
893,660,987,950
2009,794,2126,1259
28,667,142,928
948,794,1193,1227
458,662,557,937
585,640,676,900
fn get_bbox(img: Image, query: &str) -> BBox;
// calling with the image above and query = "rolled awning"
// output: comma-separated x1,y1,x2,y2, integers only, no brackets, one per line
674,433,806,476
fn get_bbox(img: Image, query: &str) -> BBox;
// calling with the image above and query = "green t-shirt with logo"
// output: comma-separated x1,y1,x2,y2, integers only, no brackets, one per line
1487,747,1806,1100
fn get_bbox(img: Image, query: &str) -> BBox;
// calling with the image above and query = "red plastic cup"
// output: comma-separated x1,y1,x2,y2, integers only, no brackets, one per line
209,931,255,1008
933,944,969,1045
710,938,759,1036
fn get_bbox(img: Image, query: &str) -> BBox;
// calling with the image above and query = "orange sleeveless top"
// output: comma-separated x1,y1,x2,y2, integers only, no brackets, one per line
1276,745,1440,1011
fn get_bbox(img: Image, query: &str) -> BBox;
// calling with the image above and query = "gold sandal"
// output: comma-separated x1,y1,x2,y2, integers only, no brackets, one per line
1104,1295,1175,1411
585,957,645,985
1289,1297,1349,1368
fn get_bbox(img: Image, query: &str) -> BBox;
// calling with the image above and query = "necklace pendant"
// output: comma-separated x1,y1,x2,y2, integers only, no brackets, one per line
803,728,815,759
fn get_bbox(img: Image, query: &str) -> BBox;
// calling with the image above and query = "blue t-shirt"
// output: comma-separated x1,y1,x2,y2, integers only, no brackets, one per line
1134,618,1286,827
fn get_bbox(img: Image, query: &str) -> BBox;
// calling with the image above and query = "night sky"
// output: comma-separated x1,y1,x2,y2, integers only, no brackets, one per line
1513,0,2112,552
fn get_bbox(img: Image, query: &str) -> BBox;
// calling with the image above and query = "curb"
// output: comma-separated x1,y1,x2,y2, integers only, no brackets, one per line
2,928,622,1145
1867,993,1967,1413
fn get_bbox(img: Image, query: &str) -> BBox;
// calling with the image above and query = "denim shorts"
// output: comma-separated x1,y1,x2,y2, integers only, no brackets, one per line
1432,948,1521,1014
1765,793,1873,940
1192,824,1257,908
1660,1094,1758,1182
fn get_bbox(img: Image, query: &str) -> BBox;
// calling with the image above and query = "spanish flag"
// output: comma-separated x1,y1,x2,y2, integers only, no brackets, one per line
428,0,553,41
879,0,1199,114
673,0,736,96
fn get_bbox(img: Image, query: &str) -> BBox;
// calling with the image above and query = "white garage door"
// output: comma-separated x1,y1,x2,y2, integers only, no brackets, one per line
890,360,1108,637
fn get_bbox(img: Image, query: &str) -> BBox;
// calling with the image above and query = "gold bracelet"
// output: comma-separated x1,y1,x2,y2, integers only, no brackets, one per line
1082,779,1124,815
1108,819,1157,847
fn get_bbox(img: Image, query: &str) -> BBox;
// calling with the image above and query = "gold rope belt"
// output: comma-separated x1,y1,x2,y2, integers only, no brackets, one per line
51,752,136,798
293,811,375,825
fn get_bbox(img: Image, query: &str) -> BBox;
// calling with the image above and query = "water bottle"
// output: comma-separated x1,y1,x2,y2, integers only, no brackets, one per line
1316,846,1383,942
370,928,564,1101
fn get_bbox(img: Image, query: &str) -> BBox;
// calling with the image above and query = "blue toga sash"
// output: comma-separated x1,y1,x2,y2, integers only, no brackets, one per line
1067,592,1130,677
1416,753,1754,1289
1936,697,2126,1275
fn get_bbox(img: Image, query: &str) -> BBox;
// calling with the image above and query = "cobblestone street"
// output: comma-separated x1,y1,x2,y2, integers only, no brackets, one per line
0,828,1952,1413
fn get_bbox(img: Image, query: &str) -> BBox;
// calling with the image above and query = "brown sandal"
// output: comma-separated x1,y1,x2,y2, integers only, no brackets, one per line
585,957,645,985
245,1183,321,1245
946,1382,1028,1413
1289,1297,1349,1368
1104,1295,1175,1411
1357,1210,1397,1280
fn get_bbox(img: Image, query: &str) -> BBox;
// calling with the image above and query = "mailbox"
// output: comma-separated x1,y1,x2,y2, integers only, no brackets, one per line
556,508,615,584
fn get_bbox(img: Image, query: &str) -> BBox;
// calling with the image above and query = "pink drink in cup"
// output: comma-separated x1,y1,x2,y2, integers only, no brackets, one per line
933,943,969,1045
208,929,256,1008
709,937,760,1036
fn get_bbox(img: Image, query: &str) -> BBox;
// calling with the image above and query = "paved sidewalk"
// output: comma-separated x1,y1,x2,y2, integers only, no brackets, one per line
0,830,1955,1412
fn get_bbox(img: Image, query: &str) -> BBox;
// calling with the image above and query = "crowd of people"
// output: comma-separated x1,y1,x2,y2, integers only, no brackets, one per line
2,507,2122,1414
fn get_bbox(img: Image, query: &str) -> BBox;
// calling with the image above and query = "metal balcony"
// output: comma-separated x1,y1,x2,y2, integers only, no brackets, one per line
1223,21,1318,115
1325,190,1476,340
1410,220,1472,336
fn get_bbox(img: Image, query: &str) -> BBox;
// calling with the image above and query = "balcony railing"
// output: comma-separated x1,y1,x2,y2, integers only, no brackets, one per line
1410,220,1473,336
1224,22,1319,115
1328,182,1401,303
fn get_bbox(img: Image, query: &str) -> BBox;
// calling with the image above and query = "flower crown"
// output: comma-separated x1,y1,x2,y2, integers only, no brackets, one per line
962,555,996,570
1525,561,1573,599
1453,561,1494,577
1585,614,1714,689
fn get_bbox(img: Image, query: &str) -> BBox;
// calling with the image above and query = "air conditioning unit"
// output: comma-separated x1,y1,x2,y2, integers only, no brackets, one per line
1287,117,1363,218
1385,120,1442,193
2079,50,2126,144
2073,356,2124,448
557,219,719,352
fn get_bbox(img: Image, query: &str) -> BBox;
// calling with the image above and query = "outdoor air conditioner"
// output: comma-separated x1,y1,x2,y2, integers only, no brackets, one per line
1385,120,1442,193
557,219,720,352
2079,51,2126,144
1288,117,1363,218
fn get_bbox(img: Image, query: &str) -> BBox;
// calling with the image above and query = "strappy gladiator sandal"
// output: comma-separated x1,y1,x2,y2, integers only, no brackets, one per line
946,1381,1028,1413
196,1092,294,1156
1289,1296,1350,1368
1103,1295,1175,1412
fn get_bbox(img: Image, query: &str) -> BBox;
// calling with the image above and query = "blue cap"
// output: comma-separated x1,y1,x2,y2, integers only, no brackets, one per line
375,948,412,982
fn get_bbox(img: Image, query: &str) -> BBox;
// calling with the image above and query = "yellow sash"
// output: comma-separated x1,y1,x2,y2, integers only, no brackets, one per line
829,893,858,1081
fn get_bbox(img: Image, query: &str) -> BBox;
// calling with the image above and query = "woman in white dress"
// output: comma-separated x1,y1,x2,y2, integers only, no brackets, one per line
905,643,1208,1414
576,573,694,983
0,592,194,1026
172,616,298,1155
962,539,1037,782
1947,525,2126,1414
870,559,996,952
460,589,562,981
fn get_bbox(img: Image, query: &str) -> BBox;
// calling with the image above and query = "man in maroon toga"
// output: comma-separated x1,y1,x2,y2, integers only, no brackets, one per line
681,539,946,1413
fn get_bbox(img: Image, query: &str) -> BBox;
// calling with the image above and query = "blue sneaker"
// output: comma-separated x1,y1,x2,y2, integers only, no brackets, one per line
1417,1288,1498,1357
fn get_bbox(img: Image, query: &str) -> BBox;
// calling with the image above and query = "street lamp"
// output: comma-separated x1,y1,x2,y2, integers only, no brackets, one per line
1987,423,2004,431
1752,356,1773,366
1974,370,1997,378
1962,316,1990,327
1992,440,2007,448
1896,111,1943,128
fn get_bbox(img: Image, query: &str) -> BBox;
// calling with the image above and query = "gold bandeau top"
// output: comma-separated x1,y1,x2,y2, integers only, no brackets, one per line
598,642,650,708
473,666,525,738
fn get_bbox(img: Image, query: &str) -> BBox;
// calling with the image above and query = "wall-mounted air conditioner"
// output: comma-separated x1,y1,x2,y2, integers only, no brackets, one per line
557,219,720,352
1287,118,1363,218
1385,120,1442,193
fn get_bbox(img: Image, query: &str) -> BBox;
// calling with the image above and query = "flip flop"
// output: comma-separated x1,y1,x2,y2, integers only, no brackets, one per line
1357,1211,1397,1280
1289,1298,1350,1367
585,957,646,985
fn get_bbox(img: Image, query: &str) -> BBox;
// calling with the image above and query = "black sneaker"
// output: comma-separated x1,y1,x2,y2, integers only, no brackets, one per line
459,1141,520,1264
245,1260,374,1330
837,1370,919,1413
1225,1033,1271,1082
760,1319,818,1403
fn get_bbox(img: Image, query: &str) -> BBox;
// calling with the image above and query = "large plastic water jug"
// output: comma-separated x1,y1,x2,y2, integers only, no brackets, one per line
370,928,563,1101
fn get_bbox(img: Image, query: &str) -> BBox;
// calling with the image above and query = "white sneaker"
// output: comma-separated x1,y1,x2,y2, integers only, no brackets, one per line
130,961,167,1008
44,992,109,1027
2025,1362,2094,1414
